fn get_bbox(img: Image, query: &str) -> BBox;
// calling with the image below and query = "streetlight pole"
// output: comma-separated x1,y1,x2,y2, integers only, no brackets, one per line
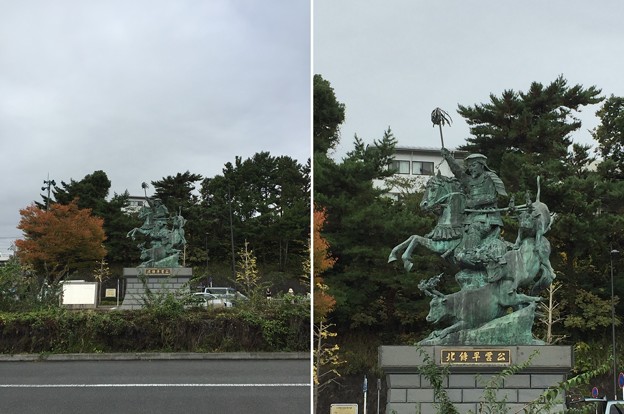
205,232,210,285
612,249,620,400
228,186,236,279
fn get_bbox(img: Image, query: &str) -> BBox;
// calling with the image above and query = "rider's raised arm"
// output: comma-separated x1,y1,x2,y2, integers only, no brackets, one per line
441,148,463,179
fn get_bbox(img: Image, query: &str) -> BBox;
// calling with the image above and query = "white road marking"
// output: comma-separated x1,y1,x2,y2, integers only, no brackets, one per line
0,383,310,388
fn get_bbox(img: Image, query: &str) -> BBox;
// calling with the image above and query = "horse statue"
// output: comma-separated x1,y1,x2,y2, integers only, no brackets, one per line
169,211,187,247
125,194,187,268
486,184,556,295
388,173,466,272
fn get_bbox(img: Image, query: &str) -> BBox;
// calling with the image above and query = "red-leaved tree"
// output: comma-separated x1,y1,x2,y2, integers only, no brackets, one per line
16,201,107,283
313,207,342,414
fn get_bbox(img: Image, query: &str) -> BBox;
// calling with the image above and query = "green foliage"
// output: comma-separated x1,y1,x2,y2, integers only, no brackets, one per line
36,171,141,269
415,347,459,414
407,348,608,414
235,240,260,297
313,73,624,411
314,74,346,154
229,298,310,351
101,191,142,266
458,75,602,178
472,352,538,414
27,151,309,288
0,300,309,354
313,77,439,338
315,135,439,334
564,289,620,333
593,95,624,180
200,152,310,272
135,273,195,317
45,170,112,214
151,171,203,213
530,360,611,414
0,260,46,312
572,341,615,375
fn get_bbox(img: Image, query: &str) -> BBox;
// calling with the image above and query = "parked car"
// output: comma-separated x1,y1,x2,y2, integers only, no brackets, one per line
570,397,624,413
607,402,624,414
191,292,233,308
199,287,248,302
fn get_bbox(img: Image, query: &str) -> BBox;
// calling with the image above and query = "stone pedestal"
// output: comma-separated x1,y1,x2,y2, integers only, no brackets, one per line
119,267,193,310
379,345,572,414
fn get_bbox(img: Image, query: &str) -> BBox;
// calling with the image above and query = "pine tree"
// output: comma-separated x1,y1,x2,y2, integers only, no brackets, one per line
593,95,624,179
457,75,602,192
314,74,345,154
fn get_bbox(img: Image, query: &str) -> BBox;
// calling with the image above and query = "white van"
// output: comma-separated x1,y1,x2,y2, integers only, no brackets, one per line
192,292,233,308
200,287,248,301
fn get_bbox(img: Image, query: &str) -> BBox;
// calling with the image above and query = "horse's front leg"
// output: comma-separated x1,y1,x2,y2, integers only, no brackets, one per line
435,320,466,339
401,235,426,272
388,236,415,263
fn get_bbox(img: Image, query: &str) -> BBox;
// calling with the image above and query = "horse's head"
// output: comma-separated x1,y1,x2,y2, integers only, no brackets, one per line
420,173,461,211
518,201,553,239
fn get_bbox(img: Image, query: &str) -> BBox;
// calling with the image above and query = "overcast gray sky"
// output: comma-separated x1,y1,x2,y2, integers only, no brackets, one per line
0,0,310,254
314,0,624,158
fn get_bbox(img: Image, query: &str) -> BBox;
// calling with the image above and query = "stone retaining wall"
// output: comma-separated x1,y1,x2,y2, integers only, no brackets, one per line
380,345,572,414
119,267,192,310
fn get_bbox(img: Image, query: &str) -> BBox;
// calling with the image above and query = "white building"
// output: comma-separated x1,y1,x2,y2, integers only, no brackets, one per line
122,195,148,215
374,146,468,198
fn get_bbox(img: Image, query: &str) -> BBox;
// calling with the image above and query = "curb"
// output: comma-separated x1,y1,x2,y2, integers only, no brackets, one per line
0,352,310,362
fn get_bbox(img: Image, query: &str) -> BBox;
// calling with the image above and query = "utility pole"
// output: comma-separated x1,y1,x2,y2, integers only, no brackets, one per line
40,174,55,281
41,174,56,211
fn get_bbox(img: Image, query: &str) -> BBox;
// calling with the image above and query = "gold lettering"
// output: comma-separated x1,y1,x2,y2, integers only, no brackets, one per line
441,349,509,364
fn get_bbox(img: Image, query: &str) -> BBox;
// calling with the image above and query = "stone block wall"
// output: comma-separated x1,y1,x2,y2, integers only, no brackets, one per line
119,267,192,310
380,345,572,414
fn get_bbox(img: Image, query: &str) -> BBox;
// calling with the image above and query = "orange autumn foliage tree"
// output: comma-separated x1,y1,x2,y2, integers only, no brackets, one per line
313,207,343,414
16,201,107,283
313,207,336,321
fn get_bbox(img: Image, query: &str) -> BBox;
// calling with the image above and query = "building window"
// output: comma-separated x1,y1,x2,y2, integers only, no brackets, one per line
412,161,434,176
390,160,410,174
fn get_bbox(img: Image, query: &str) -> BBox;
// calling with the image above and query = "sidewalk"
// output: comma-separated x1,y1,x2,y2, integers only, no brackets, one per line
0,351,310,362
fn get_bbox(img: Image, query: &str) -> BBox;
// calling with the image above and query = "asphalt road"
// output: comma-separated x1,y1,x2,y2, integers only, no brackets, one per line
0,358,310,413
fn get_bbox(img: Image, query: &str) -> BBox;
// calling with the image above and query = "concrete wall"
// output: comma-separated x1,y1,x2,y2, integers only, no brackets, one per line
380,345,572,414
120,267,192,310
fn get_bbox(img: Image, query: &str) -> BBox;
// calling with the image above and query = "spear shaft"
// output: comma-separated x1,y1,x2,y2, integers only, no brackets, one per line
438,123,445,149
